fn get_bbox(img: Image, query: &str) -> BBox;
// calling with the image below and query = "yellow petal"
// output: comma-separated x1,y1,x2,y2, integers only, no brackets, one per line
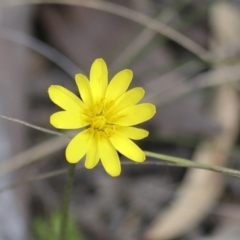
85,134,99,169
110,133,145,162
112,103,156,126
98,135,121,177
50,111,89,129
75,74,93,108
109,87,145,114
90,58,108,103
48,85,84,111
117,127,149,140
66,129,92,163
106,69,133,101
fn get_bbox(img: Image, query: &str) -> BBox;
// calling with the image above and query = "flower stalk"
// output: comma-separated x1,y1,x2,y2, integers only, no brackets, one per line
59,163,76,240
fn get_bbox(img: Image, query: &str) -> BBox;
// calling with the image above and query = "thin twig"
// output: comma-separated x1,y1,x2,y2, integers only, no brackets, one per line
1,159,240,196
0,114,67,137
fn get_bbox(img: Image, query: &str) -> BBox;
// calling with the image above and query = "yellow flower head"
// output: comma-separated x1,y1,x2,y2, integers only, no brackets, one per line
48,59,156,177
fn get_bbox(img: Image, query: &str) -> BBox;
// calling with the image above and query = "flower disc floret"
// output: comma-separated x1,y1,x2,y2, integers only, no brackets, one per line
48,58,156,177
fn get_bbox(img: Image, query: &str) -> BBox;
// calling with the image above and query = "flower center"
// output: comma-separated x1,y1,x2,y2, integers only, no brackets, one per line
91,115,107,130
86,99,119,137
88,100,109,131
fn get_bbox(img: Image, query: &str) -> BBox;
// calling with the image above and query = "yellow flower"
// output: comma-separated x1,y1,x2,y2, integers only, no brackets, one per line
48,59,156,177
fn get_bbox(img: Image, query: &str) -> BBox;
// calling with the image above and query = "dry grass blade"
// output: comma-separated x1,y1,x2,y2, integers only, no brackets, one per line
149,64,240,106
8,0,209,62
0,136,68,177
111,0,193,71
110,11,164,71
0,167,68,194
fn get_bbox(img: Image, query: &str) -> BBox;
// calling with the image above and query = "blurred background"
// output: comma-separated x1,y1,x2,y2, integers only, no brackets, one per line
0,0,240,239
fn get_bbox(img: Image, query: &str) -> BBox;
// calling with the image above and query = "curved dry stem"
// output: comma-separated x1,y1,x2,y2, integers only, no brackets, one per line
8,0,209,62
0,28,82,76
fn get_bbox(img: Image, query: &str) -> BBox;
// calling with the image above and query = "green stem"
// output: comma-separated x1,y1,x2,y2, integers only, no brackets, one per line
144,151,240,178
59,164,76,240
